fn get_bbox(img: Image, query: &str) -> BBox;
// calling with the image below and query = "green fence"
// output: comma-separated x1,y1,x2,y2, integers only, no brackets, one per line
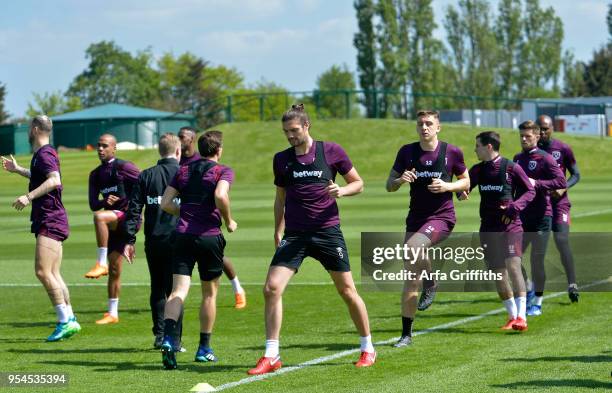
214,90,609,130
0,124,30,155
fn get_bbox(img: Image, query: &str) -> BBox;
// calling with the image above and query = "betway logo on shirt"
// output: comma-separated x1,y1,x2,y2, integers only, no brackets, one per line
415,170,442,178
101,185,118,194
479,184,504,192
147,196,180,205
293,170,323,178
147,196,162,205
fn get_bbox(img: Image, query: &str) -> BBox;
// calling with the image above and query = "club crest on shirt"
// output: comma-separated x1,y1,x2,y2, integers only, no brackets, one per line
528,160,537,171
552,151,561,160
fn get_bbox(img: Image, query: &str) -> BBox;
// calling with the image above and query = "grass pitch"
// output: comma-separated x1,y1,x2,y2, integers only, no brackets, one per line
0,120,610,392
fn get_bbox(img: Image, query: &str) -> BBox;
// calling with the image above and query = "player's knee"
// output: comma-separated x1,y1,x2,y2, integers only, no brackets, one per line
553,231,569,245
35,267,48,282
337,285,357,301
168,291,186,303
201,285,218,300
93,212,104,223
263,282,282,299
108,265,121,278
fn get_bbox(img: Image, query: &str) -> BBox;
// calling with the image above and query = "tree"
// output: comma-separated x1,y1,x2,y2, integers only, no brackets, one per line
408,0,452,111
314,64,359,119
444,0,499,101
494,0,522,99
0,82,9,124
156,52,243,128
26,91,82,118
583,44,612,96
375,0,405,117
518,0,564,97
229,80,291,122
562,51,587,97
67,41,160,108
354,0,378,117
563,5,612,97
608,3,612,40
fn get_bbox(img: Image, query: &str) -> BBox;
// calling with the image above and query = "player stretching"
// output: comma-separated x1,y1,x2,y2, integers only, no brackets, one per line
386,110,469,347
2,115,80,341
460,131,535,331
159,131,237,369
514,121,566,316
178,127,247,309
248,104,375,375
85,134,140,324
536,115,580,302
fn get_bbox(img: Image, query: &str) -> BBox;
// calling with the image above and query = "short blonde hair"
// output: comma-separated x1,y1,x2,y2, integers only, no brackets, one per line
31,115,53,132
158,133,180,156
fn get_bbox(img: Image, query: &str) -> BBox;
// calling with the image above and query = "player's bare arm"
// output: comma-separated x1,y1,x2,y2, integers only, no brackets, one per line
274,186,286,248
327,167,364,198
13,171,61,211
214,179,237,233
386,168,417,192
160,186,180,217
427,170,470,194
2,154,31,178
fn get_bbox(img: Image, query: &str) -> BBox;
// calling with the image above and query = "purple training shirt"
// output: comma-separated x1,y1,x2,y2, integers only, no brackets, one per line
513,148,566,219
180,152,201,166
29,144,69,238
273,141,353,231
88,158,140,212
539,138,576,213
468,156,535,232
170,159,234,236
392,141,466,224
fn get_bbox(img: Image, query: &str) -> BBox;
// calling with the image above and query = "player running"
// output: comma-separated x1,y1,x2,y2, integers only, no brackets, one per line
159,130,237,370
247,104,376,375
85,134,140,324
179,127,247,309
386,110,469,347
459,131,535,331
514,121,566,316
536,115,581,302
1,115,80,341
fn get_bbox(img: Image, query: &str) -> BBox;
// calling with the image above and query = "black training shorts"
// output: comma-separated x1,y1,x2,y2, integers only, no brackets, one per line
173,233,225,281
270,224,350,273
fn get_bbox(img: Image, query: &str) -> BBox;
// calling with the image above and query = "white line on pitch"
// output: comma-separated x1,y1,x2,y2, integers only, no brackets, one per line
207,277,611,392
573,208,612,218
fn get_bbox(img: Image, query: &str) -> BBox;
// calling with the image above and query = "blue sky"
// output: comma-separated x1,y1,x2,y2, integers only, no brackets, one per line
0,0,608,118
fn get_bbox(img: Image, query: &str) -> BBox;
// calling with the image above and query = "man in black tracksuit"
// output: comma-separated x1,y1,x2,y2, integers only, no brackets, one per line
122,133,183,348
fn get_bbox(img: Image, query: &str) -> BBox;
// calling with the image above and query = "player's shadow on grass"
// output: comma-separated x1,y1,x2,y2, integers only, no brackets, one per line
38,360,248,373
501,353,612,363
422,327,499,335
491,379,611,389
364,327,498,335
74,308,150,315
241,343,356,352
0,321,52,328
433,298,499,305
0,338,46,344
9,347,149,354
369,312,484,320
